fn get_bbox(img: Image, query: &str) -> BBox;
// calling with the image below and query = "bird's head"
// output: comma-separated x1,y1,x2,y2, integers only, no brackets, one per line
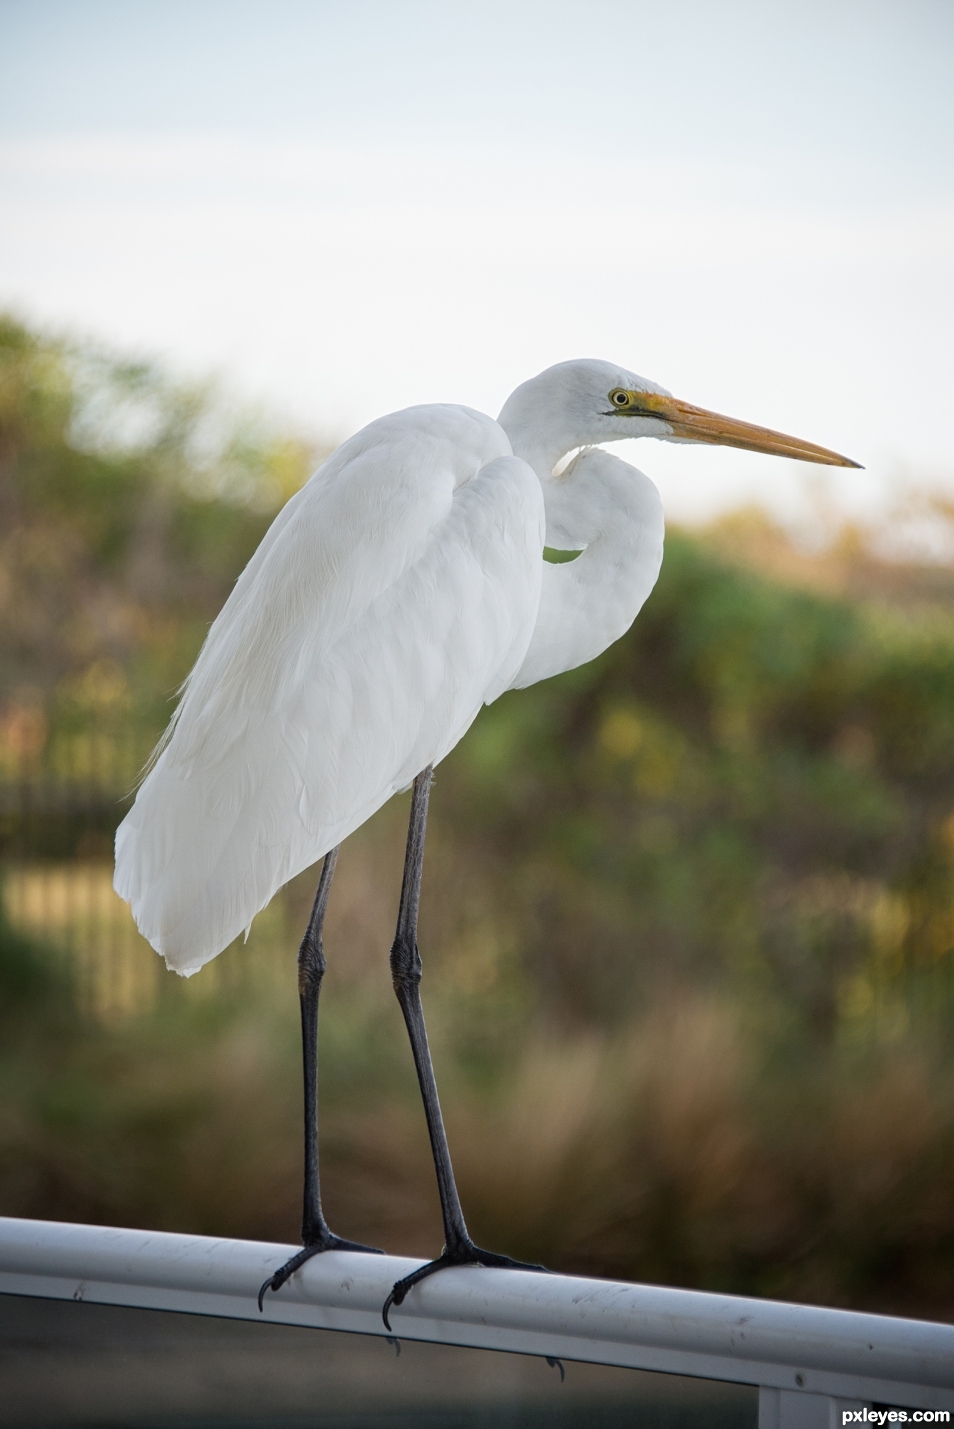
498,358,861,477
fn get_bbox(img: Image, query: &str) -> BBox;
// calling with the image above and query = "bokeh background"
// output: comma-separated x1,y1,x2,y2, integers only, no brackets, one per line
1,1,953,1321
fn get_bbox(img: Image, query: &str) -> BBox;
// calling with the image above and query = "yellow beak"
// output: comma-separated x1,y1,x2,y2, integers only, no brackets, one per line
618,391,862,468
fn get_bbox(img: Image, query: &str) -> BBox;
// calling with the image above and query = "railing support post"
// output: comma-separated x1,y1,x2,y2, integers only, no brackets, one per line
760,1389,874,1429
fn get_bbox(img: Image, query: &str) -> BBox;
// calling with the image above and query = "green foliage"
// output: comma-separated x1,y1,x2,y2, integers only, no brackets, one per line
0,314,327,734
2,315,954,1318
438,531,954,1042
0,893,66,1019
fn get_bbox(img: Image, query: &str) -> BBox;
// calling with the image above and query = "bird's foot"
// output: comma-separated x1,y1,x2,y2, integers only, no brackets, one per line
382,1240,548,1329
258,1233,384,1311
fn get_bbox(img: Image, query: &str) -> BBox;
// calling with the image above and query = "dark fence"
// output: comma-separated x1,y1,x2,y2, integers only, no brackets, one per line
3,728,952,1036
0,730,295,1018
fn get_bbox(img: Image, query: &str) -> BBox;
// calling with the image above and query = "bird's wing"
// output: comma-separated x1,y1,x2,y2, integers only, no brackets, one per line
510,450,664,689
114,405,544,974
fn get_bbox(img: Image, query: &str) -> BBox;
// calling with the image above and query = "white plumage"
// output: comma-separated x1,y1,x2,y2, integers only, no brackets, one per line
115,357,853,976
115,404,546,971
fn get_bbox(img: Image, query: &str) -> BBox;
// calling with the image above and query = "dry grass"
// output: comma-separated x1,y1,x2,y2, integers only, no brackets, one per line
4,961,953,1320
3,814,953,1323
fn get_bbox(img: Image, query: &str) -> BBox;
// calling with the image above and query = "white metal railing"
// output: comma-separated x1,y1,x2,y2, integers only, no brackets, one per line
1,1217,952,1426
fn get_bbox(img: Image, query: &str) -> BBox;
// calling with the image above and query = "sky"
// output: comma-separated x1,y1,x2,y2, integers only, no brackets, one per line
1,0,952,528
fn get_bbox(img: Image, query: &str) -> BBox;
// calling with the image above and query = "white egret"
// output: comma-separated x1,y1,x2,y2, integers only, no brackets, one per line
113,359,858,1323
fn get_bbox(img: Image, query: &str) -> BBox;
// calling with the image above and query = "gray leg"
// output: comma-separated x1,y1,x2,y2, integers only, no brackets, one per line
258,848,382,1311
383,768,546,1329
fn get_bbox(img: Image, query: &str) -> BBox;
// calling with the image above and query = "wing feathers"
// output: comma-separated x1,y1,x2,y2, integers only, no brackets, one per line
115,409,543,974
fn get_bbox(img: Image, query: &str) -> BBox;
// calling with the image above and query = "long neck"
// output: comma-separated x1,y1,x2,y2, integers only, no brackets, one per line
506,446,665,690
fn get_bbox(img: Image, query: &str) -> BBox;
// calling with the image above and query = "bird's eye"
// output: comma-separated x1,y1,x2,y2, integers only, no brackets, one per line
609,389,631,408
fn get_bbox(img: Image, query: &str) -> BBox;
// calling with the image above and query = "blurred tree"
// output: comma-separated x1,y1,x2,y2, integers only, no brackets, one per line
0,315,329,736
2,315,953,1316
440,530,954,1038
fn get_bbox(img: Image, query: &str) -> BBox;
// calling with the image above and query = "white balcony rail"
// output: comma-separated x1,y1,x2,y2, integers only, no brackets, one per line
1,1217,952,1427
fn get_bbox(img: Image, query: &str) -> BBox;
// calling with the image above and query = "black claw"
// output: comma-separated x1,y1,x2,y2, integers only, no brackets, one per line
381,1244,549,1326
381,1268,422,1329
259,1237,384,1312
